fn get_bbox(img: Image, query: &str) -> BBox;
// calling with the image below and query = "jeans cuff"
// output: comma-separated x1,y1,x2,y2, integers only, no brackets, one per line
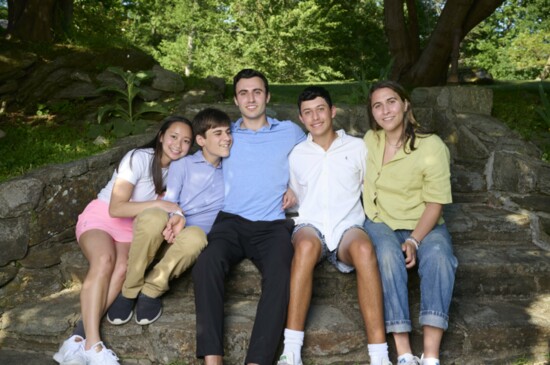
385,320,412,333
419,310,449,330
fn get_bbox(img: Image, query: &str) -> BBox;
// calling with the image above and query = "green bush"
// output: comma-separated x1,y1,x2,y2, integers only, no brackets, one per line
90,66,167,138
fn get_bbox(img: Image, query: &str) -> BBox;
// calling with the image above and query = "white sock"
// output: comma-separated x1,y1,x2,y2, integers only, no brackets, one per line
282,328,304,363
398,353,415,364
368,342,390,365
421,357,440,365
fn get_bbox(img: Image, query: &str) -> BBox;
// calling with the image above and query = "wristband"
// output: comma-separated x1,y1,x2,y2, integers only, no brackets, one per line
405,236,420,249
169,210,184,218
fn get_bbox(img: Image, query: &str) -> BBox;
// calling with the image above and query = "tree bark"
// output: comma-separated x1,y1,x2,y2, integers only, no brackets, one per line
6,0,73,42
385,0,505,87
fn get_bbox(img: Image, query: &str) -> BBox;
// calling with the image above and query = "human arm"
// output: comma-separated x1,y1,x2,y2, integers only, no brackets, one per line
282,187,297,210
402,202,443,268
108,178,182,218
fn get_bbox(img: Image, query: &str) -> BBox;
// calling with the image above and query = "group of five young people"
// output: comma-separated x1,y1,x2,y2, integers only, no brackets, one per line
53,68,457,365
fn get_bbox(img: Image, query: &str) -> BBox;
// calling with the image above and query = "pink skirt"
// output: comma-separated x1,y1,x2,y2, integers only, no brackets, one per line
75,199,134,243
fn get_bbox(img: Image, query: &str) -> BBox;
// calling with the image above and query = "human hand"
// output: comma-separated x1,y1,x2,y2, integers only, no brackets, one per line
156,200,182,214
163,215,186,243
282,188,297,209
402,241,417,269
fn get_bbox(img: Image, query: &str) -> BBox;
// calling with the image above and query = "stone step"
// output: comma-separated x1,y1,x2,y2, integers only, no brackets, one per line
1,290,548,365
158,242,550,302
444,203,532,243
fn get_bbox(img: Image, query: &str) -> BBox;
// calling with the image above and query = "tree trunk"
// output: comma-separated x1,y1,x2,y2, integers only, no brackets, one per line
7,0,73,42
385,0,505,87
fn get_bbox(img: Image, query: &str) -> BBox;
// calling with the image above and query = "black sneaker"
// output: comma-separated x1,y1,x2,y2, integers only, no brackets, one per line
106,293,135,325
135,293,162,325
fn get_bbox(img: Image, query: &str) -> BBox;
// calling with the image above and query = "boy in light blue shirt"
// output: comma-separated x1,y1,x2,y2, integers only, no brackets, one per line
192,68,306,365
107,108,233,326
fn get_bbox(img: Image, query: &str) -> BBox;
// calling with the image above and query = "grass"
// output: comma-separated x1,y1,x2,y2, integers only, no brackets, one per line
0,112,111,182
1,81,549,183
490,81,550,161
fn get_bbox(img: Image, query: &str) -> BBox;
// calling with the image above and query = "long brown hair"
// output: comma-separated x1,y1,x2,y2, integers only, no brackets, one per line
367,80,431,152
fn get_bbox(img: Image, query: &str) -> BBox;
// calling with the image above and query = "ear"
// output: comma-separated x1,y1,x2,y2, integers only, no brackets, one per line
234,96,238,106
196,135,206,147
266,92,271,103
331,106,337,119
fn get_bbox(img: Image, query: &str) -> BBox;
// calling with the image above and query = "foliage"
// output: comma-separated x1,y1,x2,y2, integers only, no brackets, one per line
462,0,550,80
490,81,550,161
0,119,109,183
536,82,550,130
90,66,166,138
120,0,389,83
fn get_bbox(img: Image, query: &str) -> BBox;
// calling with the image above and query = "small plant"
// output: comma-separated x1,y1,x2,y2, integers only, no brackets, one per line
89,66,167,138
350,58,394,104
535,81,550,131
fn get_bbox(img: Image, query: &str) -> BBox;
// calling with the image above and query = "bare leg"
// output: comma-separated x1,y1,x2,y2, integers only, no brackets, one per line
105,241,131,307
204,355,223,365
338,229,385,344
393,332,413,356
78,230,117,350
286,228,322,330
423,325,443,359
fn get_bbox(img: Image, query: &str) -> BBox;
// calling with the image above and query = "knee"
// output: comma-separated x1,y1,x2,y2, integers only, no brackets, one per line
89,253,116,277
176,226,208,250
135,208,167,230
294,238,320,263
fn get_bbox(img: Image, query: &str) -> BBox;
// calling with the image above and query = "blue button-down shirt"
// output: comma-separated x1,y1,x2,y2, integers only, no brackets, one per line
164,150,224,233
222,117,306,221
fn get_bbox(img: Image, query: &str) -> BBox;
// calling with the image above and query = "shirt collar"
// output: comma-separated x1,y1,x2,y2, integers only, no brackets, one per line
306,129,346,147
234,116,279,131
190,150,223,169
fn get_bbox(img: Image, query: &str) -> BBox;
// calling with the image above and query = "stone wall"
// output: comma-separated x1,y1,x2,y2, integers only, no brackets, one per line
0,133,152,286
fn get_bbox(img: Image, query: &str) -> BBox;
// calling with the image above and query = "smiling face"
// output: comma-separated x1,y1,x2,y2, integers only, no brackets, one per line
159,121,193,167
369,87,409,136
197,125,233,166
299,96,336,140
234,76,270,123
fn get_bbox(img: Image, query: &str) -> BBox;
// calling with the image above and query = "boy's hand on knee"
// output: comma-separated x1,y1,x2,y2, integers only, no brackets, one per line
163,215,186,243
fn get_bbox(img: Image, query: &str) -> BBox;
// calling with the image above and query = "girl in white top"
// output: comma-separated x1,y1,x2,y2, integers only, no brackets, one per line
53,116,193,365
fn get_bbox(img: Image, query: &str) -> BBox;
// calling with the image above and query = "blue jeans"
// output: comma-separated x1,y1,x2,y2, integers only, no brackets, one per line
364,219,458,333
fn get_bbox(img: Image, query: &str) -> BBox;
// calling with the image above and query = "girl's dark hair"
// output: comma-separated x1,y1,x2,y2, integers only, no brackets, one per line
367,80,432,153
121,115,193,194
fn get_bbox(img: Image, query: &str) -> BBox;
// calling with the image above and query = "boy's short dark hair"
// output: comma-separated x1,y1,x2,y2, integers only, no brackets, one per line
233,68,269,96
192,108,231,138
297,86,333,113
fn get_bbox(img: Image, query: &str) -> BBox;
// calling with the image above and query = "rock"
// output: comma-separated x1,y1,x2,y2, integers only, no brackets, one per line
151,65,185,92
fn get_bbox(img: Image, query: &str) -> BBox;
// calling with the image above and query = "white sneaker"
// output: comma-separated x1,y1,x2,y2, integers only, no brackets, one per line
53,335,86,365
277,352,303,365
398,354,422,365
85,341,120,365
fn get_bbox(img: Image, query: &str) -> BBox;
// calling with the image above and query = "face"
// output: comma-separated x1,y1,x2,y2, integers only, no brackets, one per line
159,122,193,167
370,87,408,135
234,76,270,122
299,97,336,139
197,125,233,166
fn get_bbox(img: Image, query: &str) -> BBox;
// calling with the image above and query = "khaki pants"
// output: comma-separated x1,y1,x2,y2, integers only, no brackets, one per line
122,208,207,299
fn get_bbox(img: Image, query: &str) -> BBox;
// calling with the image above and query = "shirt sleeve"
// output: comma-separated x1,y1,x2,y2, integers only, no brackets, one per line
422,137,452,204
116,149,146,185
293,122,307,145
164,158,186,204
